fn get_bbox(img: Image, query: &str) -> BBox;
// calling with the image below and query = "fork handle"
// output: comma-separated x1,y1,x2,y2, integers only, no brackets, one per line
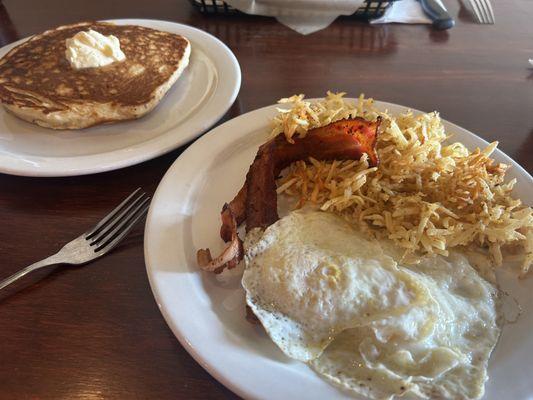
0,255,61,291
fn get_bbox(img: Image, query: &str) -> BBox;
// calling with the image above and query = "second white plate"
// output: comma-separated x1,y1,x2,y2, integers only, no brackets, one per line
145,100,533,400
0,19,241,176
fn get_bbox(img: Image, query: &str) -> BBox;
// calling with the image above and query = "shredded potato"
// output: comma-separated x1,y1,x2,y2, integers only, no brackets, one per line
275,92,533,276
271,91,367,143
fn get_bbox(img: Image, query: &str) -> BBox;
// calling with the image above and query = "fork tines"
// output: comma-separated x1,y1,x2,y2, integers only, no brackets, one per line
86,188,150,252
468,0,495,24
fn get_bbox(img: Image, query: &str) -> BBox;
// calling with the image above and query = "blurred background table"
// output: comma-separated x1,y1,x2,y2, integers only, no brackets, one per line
0,0,531,399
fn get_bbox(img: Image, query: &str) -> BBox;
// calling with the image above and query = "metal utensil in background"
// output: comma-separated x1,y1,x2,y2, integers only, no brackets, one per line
466,0,495,24
418,0,455,30
0,188,150,291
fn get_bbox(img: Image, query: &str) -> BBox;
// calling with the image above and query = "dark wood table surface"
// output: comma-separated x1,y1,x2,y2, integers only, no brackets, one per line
0,0,531,399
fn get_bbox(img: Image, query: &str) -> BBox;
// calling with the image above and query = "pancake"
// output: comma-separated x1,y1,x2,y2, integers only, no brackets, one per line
0,21,191,129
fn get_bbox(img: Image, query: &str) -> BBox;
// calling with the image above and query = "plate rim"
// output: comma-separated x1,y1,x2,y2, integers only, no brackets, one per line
144,99,533,400
0,18,241,177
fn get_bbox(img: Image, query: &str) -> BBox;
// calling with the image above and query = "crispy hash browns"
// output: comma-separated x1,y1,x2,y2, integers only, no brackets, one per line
275,92,533,276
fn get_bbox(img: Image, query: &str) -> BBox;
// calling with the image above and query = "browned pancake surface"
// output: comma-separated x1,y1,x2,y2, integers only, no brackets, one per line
0,22,189,111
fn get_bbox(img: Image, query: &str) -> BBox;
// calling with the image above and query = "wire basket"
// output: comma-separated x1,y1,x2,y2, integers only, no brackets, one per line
189,0,396,19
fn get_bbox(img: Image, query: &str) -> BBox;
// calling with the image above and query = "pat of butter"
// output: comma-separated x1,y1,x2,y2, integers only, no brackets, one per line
65,29,125,69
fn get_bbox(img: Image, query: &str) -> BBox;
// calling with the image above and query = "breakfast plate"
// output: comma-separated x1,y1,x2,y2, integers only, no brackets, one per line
0,19,241,176
144,100,533,400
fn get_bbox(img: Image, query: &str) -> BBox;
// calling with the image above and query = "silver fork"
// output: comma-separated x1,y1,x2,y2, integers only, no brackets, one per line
467,0,495,24
0,188,150,291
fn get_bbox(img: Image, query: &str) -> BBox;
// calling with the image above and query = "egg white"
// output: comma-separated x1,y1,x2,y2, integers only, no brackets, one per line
311,252,500,400
242,211,430,362
242,210,501,399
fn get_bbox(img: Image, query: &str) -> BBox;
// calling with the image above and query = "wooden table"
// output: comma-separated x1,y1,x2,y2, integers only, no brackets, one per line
0,0,531,398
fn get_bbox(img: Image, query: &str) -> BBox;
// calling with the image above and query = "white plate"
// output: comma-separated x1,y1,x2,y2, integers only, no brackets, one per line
144,100,533,400
0,19,241,176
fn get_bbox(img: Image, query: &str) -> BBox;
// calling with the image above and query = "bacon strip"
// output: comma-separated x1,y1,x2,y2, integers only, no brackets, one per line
225,117,380,233
199,117,381,273
220,185,246,242
197,204,243,273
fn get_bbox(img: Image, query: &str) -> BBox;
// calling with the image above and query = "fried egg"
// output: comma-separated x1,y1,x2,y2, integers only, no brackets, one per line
242,210,501,399
242,211,430,362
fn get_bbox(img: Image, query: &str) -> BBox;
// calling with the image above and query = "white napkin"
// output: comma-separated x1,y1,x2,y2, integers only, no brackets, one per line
372,0,446,24
224,0,447,34
224,0,365,34
371,0,432,24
